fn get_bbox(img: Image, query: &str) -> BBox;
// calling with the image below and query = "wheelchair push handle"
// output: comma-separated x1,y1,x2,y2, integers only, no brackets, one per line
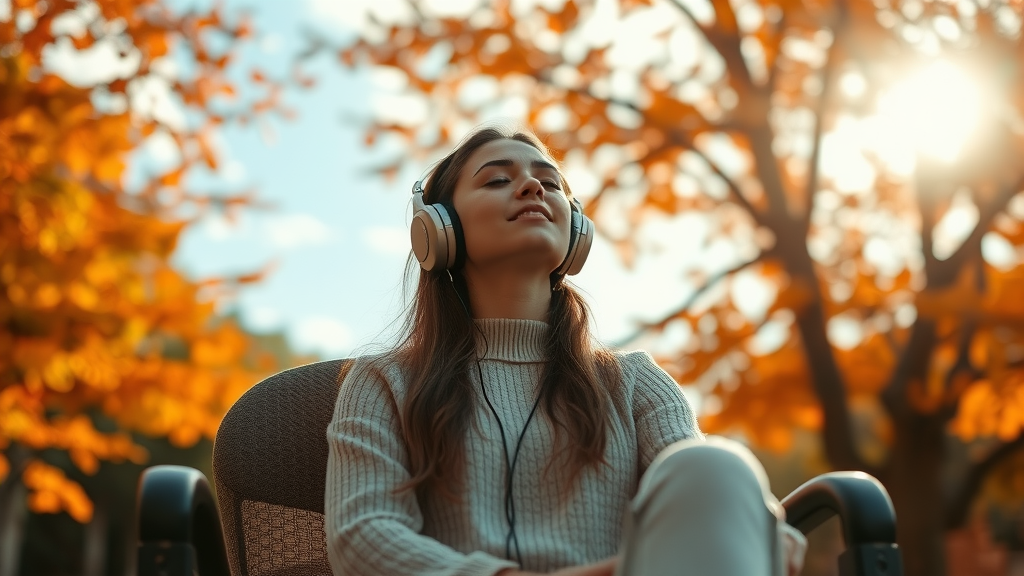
136,465,231,576
782,471,903,576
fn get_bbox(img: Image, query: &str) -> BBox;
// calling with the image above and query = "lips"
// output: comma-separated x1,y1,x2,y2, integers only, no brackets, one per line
509,204,552,221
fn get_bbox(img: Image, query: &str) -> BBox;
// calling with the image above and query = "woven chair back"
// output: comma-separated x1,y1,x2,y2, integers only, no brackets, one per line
213,359,352,576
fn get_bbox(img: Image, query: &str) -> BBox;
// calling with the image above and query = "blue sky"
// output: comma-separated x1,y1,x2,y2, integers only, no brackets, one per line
150,0,717,360
95,0,687,360
32,0,777,363
167,0,418,358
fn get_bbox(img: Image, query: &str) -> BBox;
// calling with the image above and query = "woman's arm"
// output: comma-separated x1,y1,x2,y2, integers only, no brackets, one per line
325,357,518,576
624,350,705,472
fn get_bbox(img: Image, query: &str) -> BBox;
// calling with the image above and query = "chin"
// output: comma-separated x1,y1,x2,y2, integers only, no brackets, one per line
486,247,564,272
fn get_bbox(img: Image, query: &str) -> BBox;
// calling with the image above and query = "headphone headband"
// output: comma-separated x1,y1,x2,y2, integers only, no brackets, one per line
409,179,593,276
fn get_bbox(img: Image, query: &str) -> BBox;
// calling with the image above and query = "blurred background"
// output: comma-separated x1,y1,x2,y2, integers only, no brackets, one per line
3,0,1024,574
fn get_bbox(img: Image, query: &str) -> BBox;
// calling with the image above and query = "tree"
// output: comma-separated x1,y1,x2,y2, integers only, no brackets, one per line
330,0,1024,574
1,0,292,568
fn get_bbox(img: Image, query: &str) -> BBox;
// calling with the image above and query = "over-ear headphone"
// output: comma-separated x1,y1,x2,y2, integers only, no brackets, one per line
410,179,594,276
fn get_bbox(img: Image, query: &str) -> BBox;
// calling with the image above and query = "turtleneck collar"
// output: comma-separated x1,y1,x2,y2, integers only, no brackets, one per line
472,318,548,363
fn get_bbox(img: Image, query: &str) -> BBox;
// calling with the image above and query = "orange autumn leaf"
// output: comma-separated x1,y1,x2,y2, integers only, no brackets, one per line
338,3,1024,529
23,461,93,523
0,0,311,524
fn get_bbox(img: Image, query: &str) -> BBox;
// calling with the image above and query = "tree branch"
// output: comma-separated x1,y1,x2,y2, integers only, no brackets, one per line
527,72,644,115
764,10,789,97
663,0,726,63
803,2,848,221
530,72,766,229
664,0,752,89
937,174,1024,286
881,318,937,420
945,434,1024,529
941,321,980,421
612,255,765,348
791,282,876,475
673,129,767,227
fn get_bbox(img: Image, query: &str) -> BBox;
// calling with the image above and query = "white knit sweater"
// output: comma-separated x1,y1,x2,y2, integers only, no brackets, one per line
325,318,703,576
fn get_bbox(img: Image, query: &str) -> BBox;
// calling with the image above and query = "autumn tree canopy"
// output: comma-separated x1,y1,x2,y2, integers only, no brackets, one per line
331,0,1024,574
1,0,290,524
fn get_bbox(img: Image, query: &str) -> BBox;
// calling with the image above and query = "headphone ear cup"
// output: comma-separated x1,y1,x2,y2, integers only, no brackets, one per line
556,203,593,276
443,203,467,270
411,203,457,271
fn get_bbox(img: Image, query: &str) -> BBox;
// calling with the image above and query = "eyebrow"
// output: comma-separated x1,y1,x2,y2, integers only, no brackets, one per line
473,159,559,176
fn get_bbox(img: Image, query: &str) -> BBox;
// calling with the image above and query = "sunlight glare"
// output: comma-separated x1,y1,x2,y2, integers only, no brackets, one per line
876,60,982,163
931,188,979,260
840,71,866,99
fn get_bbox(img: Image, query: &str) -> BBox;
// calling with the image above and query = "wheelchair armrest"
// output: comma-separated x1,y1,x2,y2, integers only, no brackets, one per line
781,471,902,576
136,465,231,576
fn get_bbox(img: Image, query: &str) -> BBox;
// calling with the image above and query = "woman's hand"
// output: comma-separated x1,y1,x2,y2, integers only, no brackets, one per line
550,556,617,576
780,523,808,576
498,556,617,576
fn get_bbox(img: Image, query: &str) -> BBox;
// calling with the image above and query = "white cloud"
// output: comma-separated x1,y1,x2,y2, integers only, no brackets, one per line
371,93,430,127
305,0,416,33
260,32,284,55
141,129,182,170
222,159,246,184
42,36,141,87
291,316,354,358
128,75,188,131
305,0,363,30
362,225,409,255
265,214,334,249
202,213,247,241
421,0,478,17
244,305,283,332
150,56,179,79
49,1,99,37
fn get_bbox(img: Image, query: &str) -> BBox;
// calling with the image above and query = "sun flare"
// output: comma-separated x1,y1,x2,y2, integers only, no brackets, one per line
875,60,983,163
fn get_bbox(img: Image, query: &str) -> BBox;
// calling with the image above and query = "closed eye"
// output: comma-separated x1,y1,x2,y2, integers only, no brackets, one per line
484,177,562,191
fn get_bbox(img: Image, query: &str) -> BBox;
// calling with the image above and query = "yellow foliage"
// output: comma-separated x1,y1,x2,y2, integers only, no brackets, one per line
951,375,1024,442
834,333,895,398
335,0,1024,482
1,0,289,523
23,461,93,523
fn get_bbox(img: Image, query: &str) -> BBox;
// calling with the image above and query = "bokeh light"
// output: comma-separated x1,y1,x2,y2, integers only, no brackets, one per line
875,60,984,163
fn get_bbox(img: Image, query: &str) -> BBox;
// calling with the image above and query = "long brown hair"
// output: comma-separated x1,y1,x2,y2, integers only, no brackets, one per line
392,126,621,502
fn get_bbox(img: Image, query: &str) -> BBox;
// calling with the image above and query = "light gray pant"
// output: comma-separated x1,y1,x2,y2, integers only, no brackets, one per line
615,437,786,576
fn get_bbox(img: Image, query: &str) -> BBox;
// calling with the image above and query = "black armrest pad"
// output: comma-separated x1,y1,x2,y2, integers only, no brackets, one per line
781,471,897,546
137,465,231,576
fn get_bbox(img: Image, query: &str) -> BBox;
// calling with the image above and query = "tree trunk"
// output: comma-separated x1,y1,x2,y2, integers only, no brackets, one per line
83,498,108,576
886,412,947,576
0,445,29,576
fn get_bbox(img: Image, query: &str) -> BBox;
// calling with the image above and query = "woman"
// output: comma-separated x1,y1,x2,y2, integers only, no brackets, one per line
325,125,806,576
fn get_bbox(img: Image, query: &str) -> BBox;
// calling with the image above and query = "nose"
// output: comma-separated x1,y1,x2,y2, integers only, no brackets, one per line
517,176,544,198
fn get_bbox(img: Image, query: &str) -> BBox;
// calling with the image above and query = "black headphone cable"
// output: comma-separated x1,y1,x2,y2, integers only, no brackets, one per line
450,272,542,567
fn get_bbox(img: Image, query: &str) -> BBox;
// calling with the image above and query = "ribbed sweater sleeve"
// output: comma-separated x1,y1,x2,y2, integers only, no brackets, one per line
621,350,705,472
324,356,519,576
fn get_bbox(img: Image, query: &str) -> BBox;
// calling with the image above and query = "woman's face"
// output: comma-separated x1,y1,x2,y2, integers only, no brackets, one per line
452,138,572,274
